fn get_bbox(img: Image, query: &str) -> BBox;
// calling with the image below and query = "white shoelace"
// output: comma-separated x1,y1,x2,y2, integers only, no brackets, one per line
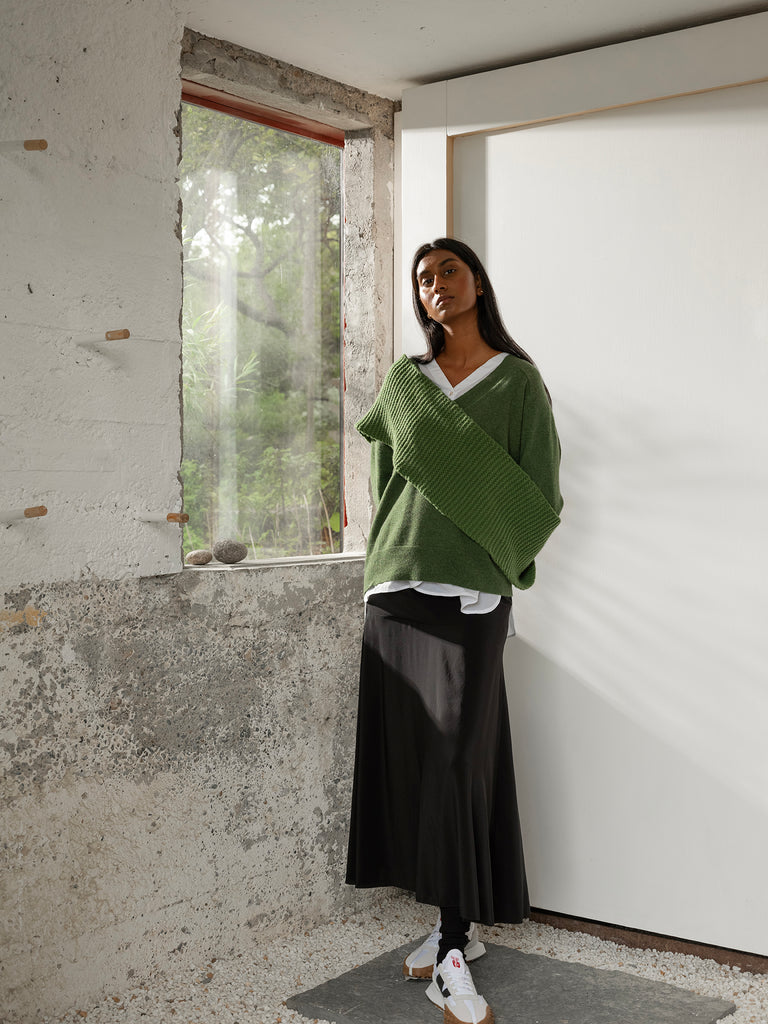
440,951,478,997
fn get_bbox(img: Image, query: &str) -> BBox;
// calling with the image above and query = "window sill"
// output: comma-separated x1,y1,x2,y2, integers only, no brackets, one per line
183,551,365,571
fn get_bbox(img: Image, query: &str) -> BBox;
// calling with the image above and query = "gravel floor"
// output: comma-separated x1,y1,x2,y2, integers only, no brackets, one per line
46,894,768,1024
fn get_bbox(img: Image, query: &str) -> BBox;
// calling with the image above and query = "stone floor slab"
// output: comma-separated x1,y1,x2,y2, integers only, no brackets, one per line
287,938,736,1024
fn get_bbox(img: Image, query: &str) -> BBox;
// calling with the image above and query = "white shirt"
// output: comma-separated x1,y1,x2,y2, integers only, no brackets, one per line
365,353,515,636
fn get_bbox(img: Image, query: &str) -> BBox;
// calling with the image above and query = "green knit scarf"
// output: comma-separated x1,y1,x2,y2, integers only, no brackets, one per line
356,356,561,589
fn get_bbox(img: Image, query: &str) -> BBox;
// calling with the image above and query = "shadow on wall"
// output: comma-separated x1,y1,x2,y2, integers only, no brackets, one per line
528,391,768,816
503,634,768,952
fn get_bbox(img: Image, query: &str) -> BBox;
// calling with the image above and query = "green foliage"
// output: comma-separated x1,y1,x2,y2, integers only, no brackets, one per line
179,102,342,559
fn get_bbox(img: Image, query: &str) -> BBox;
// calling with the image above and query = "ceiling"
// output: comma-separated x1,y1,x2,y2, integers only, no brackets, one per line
183,0,768,100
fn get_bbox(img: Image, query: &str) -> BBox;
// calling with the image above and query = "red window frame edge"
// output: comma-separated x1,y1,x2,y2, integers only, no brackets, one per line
181,80,345,149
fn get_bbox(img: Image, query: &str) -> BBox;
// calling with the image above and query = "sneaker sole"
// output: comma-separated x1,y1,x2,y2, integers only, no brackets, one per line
425,981,494,1024
403,941,486,980
403,959,436,979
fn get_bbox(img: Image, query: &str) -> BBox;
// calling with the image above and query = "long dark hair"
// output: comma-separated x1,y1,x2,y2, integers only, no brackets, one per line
411,237,535,366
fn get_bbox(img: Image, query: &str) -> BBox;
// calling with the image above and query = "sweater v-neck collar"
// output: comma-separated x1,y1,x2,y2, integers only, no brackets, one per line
422,352,507,398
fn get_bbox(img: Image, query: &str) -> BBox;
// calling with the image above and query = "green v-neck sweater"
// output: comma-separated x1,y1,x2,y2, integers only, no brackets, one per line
356,354,563,594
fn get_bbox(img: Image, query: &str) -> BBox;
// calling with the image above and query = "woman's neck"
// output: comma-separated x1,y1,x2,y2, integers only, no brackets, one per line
436,330,499,385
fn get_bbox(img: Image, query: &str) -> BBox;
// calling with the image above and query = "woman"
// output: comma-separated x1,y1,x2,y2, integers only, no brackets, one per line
346,238,563,1024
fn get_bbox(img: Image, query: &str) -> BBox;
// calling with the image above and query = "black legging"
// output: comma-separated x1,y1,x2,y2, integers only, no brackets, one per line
437,906,470,966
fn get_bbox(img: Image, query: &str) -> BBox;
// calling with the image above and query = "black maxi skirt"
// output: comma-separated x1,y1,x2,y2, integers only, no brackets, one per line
345,589,530,926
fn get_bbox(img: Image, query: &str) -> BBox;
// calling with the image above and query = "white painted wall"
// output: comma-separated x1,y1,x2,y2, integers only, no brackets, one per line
473,83,768,954
400,15,768,953
1,0,185,589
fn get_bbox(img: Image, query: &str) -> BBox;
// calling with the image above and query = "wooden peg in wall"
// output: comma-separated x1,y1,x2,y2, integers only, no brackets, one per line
137,512,190,524
1,505,48,523
74,329,131,346
0,139,48,152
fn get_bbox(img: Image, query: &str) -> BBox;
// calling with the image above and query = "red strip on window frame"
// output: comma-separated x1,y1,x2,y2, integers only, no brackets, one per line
181,80,345,149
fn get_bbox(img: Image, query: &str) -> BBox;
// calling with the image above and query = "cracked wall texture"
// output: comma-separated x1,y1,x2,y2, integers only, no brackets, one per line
1,561,369,1020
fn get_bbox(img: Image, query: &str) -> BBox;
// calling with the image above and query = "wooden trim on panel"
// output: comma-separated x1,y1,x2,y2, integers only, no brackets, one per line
452,75,768,138
443,12,768,137
531,910,768,974
445,134,455,238
181,80,344,148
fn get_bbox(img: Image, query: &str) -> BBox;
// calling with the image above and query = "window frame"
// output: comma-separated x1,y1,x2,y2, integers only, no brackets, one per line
181,80,344,149
179,81,347,562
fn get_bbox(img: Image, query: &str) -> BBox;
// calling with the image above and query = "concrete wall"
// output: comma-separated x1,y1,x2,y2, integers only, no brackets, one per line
1,0,185,587
1,561,366,1019
1,3,395,1021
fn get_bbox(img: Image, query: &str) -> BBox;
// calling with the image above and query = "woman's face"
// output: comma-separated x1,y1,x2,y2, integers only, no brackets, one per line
415,249,482,325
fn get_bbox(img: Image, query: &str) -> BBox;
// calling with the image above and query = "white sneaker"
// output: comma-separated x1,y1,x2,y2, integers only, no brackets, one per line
402,915,486,979
426,948,493,1024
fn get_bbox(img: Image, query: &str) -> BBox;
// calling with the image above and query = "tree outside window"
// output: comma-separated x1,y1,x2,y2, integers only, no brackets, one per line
180,98,343,559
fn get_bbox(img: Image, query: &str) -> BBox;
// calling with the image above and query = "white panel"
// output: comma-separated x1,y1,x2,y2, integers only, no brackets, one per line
401,13,768,360
446,12,768,135
506,640,768,952
455,82,768,951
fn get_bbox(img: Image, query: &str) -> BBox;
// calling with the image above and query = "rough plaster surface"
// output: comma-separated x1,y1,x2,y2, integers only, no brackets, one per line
1,560,368,1021
180,29,395,133
1,0,186,588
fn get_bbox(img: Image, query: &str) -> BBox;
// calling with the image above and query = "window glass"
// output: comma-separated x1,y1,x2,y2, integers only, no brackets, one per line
180,99,342,559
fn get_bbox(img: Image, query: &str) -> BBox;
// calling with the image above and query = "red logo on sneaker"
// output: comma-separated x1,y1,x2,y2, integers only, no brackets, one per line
452,956,461,969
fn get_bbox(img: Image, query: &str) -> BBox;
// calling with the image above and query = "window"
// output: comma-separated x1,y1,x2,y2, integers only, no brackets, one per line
179,88,343,560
